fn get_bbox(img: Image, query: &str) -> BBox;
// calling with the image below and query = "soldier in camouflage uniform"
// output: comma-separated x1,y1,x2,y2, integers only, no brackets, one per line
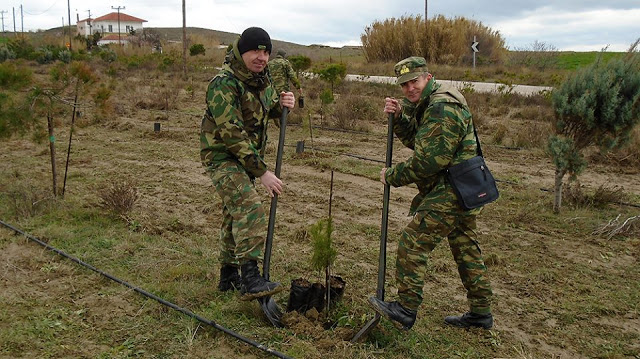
268,49,303,98
368,56,494,330
200,27,295,301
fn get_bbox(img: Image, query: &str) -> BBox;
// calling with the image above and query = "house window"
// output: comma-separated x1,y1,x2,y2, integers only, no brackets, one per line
108,25,113,32
126,25,130,32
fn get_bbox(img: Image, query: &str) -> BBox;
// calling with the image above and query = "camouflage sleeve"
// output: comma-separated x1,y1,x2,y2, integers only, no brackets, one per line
392,111,418,149
287,61,301,89
267,86,284,126
385,102,466,187
208,76,267,177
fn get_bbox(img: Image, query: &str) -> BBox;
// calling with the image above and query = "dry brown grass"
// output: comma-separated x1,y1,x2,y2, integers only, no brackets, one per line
361,15,506,64
563,182,627,209
97,179,139,216
1,48,640,359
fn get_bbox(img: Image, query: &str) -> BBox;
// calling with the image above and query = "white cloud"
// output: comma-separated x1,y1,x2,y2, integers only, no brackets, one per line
495,7,640,51
5,0,640,52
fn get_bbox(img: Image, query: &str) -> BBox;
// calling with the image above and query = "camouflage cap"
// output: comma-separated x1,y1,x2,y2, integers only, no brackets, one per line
394,56,428,84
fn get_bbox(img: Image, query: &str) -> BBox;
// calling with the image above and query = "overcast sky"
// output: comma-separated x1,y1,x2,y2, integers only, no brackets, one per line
3,0,639,51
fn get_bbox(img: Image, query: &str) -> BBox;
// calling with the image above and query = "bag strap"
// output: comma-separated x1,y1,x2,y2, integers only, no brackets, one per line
472,123,484,158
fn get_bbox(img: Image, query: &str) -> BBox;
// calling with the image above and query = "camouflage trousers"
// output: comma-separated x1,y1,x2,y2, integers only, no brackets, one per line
208,162,266,266
396,210,492,314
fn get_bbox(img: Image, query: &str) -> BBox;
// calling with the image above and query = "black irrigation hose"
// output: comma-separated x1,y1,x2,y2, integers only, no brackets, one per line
286,123,524,151
284,143,385,164
283,144,640,209
0,220,294,359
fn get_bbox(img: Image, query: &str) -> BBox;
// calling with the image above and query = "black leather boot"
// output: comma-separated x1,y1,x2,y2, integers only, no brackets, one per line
239,260,284,301
368,297,417,330
444,312,493,329
218,264,241,292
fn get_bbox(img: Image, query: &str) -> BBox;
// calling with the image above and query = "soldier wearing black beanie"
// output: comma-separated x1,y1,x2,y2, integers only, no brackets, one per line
237,27,272,55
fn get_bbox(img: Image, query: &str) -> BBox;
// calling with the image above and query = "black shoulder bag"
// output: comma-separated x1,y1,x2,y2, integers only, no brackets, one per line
446,125,499,210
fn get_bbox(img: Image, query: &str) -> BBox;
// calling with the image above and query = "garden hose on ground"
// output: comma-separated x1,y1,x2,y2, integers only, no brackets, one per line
0,220,294,359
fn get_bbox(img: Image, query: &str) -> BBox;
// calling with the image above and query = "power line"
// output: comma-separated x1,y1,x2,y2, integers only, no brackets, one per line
111,5,125,45
22,0,61,16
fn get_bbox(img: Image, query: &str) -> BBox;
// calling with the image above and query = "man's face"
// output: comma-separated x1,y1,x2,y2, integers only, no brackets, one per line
242,49,270,73
400,74,430,103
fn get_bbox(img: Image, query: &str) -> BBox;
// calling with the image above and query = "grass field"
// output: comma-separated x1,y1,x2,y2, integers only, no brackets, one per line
1,55,639,358
556,51,626,70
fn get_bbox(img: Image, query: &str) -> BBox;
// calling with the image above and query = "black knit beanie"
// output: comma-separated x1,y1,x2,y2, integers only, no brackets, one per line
237,27,272,55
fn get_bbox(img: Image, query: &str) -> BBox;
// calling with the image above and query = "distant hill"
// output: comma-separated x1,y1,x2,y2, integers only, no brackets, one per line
149,27,363,60
20,26,364,61
151,27,361,53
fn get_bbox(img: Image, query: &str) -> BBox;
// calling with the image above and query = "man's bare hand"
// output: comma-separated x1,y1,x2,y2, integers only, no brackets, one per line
384,97,402,114
280,92,295,109
260,170,283,197
380,167,387,185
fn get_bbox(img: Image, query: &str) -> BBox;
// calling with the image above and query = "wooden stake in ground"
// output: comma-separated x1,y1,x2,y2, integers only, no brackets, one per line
62,81,79,197
326,170,334,311
47,113,57,197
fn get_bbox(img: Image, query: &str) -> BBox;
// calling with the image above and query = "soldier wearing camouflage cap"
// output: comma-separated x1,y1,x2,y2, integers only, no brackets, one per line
268,49,303,98
368,56,494,330
200,27,295,302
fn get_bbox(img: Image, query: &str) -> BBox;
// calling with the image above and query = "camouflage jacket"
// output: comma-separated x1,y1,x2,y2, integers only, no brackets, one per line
385,78,480,215
268,55,300,93
200,40,281,178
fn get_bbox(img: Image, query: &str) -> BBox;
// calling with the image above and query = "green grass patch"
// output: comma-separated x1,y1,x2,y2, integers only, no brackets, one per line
556,51,626,70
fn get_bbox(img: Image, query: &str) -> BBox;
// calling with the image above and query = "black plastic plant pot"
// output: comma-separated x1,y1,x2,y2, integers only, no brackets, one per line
329,275,346,304
287,278,327,313
287,276,347,313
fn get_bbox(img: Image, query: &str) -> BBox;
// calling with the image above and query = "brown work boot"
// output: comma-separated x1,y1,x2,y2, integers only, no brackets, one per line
239,260,284,301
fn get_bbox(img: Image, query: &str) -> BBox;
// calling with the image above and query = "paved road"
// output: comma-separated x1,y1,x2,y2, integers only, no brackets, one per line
344,74,553,96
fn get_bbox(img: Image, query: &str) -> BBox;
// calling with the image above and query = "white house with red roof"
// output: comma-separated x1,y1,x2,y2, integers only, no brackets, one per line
77,12,147,40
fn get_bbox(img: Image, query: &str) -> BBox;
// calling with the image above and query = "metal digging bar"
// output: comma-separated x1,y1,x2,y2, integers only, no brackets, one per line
258,107,289,328
0,220,293,359
351,112,394,342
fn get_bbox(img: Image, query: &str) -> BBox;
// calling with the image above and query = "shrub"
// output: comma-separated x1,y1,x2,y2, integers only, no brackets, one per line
549,50,640,212
98,180,139,216
563,182,625,209
0,46,16,62
93,83,114,122
313,63,347,94
0,62,32,90
362,15,506,65
7,37,34,60
58,49,72,64
99,47,117,63
36,47,54,64
189,43,205,56
3,179,54,219
289,55,312,75
332,94,376,131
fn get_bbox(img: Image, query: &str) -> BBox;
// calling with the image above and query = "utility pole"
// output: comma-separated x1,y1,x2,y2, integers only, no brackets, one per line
86,10,92,35
111,6,125,45
67,0,72,50
20,5,23,34
0,10,7,33
425,0,428,20
182,0,187,79
12,7,15,36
